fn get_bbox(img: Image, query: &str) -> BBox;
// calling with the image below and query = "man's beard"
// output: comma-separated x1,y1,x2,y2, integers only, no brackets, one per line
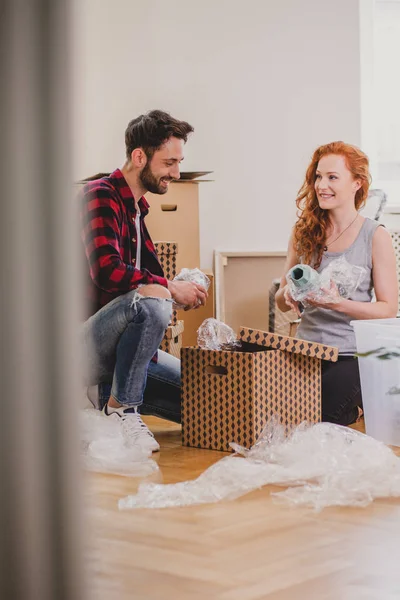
140,162,171,195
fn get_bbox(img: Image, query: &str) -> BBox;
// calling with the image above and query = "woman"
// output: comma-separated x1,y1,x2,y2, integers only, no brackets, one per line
276,141,398,425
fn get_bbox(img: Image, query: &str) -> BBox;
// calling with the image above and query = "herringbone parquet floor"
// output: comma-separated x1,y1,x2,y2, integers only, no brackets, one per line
85,417,400,600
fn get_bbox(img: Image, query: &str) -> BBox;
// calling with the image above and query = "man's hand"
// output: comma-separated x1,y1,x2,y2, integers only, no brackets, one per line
168,280,208,310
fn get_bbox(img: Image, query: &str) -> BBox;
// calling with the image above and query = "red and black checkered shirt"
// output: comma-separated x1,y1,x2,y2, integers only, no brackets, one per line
80,168,168,318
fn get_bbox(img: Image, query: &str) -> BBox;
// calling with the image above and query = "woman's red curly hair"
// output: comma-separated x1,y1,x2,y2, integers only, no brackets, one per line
293,141,371,268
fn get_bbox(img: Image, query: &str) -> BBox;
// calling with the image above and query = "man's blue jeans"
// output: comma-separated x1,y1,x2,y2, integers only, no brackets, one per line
81,289,181,423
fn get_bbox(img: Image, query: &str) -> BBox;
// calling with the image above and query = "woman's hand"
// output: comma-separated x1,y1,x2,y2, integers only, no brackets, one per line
283,285,302,317
306,281,345,311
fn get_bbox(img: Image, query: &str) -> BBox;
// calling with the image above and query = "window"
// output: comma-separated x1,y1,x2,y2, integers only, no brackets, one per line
374,0,400,208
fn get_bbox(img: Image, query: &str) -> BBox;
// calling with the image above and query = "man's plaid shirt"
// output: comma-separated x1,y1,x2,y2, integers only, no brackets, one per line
80,168,168,318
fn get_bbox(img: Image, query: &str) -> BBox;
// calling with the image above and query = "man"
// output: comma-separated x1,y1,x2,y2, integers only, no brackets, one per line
80,110,207,452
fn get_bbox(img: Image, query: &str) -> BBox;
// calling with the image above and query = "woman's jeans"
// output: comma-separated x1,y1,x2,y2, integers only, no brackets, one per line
81,289,181,423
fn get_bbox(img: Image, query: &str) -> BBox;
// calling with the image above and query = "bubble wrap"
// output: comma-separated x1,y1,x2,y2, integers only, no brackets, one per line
119,419,400,511
287,256,366,304
197,318,240,351
80,409,159,478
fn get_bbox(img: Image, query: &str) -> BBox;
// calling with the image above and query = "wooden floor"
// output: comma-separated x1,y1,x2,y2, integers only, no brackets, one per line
85,417,400,600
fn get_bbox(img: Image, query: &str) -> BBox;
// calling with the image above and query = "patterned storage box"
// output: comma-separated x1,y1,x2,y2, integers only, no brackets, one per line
160,320,184,359
181,327,338,452
154,241,178,279
154,241,178,325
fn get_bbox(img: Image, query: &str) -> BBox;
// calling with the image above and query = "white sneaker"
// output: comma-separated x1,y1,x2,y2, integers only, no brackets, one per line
102,404,160,453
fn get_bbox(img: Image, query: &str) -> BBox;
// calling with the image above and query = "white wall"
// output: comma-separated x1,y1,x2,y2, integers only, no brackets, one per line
71,0,362,269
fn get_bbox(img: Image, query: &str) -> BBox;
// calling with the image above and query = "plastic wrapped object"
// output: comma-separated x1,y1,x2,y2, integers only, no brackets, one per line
287,256,366,304
174,267,210,290
286,264,320,300
172,268,210,309
319,255,366,299
119,419,400,511
197,317,240,351
80,409,159,477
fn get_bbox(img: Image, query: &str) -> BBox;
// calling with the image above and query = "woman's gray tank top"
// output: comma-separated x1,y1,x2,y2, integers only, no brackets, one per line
296,217,381,354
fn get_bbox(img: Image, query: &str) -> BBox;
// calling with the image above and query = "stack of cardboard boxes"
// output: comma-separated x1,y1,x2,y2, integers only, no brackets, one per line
149,180,215,351
154,239,215,356
160,320,185,359
153,242,179,326
153,241,184,357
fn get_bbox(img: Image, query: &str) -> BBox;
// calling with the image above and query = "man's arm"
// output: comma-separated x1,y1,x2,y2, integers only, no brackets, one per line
81,186,168,294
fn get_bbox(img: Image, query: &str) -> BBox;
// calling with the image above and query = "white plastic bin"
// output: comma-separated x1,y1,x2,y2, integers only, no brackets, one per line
351,318,400,446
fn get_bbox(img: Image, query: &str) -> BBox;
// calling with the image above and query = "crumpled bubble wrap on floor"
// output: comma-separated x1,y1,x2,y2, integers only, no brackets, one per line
119,419,400,511
81,409,159,478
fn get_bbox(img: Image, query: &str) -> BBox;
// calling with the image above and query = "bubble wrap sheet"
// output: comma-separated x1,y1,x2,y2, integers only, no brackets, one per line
119,420,400,511
81,409,159,478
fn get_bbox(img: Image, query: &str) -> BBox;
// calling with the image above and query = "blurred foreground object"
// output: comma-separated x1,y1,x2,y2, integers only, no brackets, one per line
0,1,84,598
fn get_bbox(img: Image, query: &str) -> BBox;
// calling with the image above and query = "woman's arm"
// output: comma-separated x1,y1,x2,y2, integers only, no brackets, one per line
275,232,302,315
308,227,398,319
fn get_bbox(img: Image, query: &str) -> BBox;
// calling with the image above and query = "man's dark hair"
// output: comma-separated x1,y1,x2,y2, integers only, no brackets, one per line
125,110,194,160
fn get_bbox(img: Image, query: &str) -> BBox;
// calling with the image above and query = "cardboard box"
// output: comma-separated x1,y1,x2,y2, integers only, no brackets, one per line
154,241,178,280
289,320,300,337
181,327,338,452
145,182,200,273
220,253,287,333
268,278,299,337
160,320,184,359
177,271,215,346
154,241,178,325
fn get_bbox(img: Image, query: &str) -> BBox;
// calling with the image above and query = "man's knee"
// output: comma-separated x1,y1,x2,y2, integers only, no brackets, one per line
135,286,173,330
138,284,171,300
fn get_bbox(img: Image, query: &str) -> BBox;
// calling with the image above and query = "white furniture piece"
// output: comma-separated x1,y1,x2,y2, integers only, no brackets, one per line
389,229,400,313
